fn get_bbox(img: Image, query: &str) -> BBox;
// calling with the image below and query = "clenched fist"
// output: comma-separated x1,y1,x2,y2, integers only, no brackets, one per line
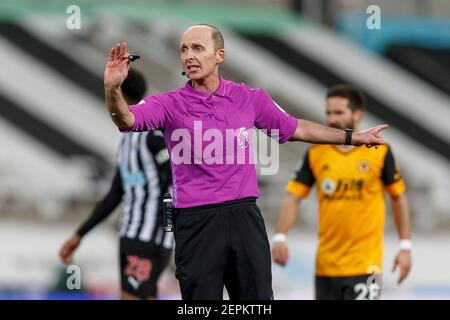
272,241,290,266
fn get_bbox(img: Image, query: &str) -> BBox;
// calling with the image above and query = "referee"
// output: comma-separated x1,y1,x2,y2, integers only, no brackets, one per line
59,69,173,300
103,25,388,300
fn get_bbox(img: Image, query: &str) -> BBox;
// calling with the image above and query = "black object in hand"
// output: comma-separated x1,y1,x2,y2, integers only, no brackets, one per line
128,54,140,62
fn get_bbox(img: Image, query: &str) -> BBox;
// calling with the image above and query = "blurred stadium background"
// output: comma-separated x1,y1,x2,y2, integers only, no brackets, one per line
0,0,449,300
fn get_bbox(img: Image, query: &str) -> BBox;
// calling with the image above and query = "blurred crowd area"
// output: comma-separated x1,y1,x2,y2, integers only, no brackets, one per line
0,0,448,299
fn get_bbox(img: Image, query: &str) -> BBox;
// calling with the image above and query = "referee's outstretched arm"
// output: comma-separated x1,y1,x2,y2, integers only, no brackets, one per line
291,118,388,148
104,42,389,148
104,42,135,131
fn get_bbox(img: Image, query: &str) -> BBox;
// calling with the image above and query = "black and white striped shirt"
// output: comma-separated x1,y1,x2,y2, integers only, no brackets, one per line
118,131,172,247
77,131,173,250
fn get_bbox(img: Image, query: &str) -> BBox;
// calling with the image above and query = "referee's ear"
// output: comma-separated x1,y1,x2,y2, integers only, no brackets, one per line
216,48,225,64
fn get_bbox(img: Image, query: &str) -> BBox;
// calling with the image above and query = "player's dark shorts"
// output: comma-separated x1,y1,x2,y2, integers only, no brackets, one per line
119,239,172,299
173,197,273,300
315,274,382,300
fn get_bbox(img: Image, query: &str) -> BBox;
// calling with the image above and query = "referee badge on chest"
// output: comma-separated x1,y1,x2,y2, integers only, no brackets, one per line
237,127,250,149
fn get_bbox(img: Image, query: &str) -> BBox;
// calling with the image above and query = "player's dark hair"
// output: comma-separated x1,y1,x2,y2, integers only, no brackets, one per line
327,84,365,112
193,24,224,50
121,68,147,105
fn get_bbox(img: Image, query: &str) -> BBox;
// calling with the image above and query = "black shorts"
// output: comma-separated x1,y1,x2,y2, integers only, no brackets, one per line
315,274,382,300
119,239,172,299
173,197,273,300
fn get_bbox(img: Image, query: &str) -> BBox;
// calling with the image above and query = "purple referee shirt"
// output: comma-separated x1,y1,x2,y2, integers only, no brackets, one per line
120,77,297,208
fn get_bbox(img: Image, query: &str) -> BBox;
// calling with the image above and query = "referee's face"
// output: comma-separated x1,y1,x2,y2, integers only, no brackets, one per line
180,26,224,80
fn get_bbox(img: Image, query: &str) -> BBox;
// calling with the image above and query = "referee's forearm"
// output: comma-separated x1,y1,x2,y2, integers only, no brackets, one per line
292,119,347,145
105,87,135,130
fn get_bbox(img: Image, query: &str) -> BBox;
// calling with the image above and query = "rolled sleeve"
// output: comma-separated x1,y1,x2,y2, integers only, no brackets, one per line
252,88,297,143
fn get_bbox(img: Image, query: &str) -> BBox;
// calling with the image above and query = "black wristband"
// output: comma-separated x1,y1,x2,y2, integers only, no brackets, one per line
344,128,353,145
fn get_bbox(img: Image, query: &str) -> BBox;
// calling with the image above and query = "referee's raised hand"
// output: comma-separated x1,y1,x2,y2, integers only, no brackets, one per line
104,42,135,130
104,42,130,90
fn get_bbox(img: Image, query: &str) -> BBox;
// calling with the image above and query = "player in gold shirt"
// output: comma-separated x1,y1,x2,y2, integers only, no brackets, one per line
272,85,412,300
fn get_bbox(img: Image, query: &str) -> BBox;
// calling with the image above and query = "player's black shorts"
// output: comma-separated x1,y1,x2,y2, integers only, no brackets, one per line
315,274,382,300
173,197,273,300
119,239,172,299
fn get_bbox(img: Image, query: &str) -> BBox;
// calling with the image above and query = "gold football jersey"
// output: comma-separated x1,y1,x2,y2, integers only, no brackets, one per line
286,145,405,277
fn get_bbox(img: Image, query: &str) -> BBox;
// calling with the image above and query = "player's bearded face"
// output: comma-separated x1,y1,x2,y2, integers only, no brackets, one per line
180,27,223,80
326,97,355,130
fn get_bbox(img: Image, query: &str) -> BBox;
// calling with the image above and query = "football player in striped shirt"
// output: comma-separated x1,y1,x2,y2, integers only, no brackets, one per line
59,69,173,300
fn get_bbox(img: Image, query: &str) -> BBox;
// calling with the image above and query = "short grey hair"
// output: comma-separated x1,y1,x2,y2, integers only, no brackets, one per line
192,24,224,50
